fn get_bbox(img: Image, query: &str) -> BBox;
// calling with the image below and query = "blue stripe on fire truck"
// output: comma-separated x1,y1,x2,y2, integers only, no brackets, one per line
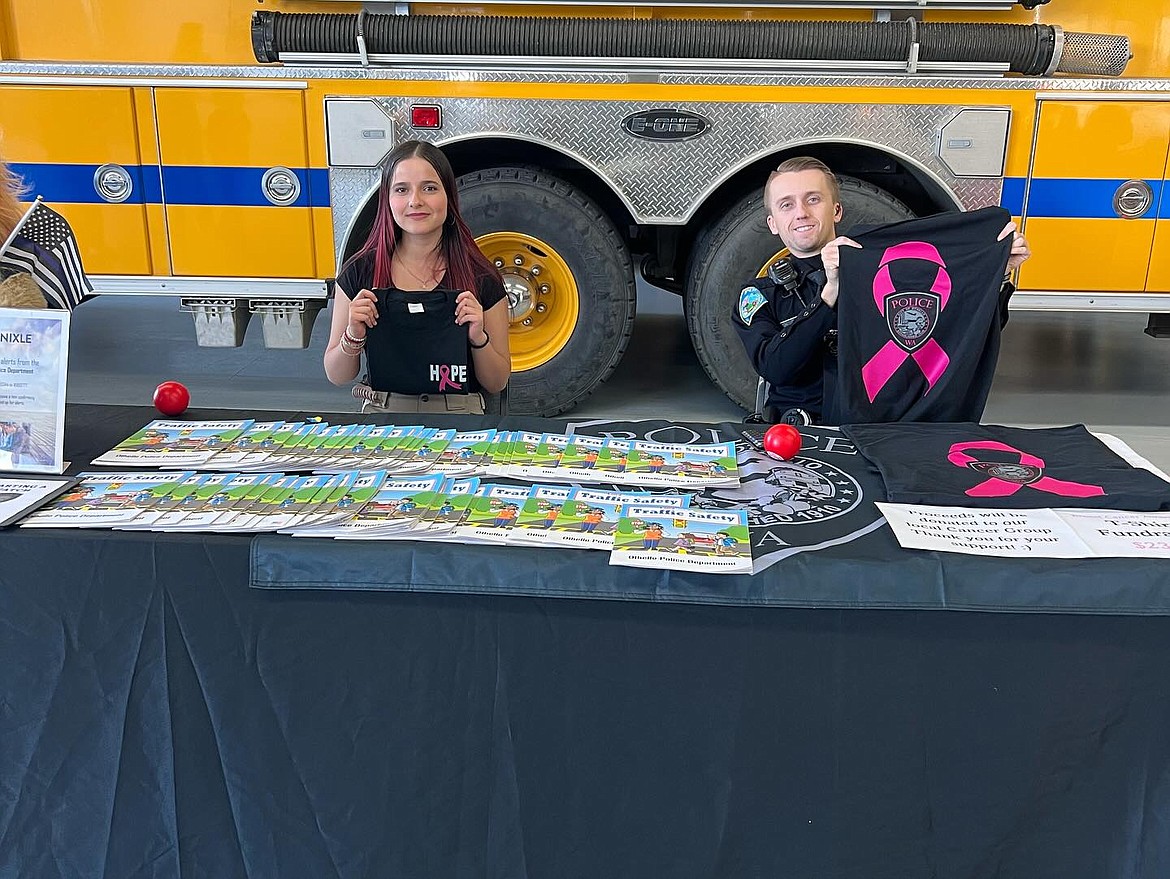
9,163,331,208
7,164,1162,219
1027,178,1164,220
1000,177,1026,216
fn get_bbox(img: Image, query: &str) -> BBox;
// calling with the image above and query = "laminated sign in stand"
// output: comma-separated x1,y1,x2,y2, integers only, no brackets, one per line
0,195,89,475
0,306,69,474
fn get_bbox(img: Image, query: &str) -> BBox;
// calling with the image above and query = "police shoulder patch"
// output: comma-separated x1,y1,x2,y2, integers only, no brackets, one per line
738,285,766,326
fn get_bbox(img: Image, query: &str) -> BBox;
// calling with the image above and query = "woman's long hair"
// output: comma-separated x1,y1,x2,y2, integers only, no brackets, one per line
0,155,29,244
349,140,500,297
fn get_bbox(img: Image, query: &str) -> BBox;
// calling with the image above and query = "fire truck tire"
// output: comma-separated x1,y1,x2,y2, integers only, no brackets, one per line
685,176,914,412
457,167,636,417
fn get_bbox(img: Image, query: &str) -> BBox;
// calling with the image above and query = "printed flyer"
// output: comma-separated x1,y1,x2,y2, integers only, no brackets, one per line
0,307,69,473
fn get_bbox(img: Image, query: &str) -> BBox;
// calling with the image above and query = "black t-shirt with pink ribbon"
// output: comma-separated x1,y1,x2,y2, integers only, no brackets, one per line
336,252,505,395
835,206,1012,424
843,422,1170,510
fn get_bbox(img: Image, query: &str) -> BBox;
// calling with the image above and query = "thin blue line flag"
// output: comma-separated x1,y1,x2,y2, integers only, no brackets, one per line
0,198,94,310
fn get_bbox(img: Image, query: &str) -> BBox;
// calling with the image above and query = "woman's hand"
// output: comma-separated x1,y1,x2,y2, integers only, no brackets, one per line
455,290,487,346
348,288,378,337
998,221,1032,272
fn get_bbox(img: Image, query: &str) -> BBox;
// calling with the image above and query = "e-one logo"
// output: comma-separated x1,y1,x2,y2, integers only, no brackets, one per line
621,109,709,141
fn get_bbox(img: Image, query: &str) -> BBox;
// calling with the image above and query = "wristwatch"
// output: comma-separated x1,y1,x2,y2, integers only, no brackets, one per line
778,407,813,426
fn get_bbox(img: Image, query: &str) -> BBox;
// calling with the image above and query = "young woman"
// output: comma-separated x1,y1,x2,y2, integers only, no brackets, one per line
323,140,510,414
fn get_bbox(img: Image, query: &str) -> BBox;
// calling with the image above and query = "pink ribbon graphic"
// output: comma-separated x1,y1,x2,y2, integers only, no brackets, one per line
948,440,1106,499
436,365,463,392
861,241,952,403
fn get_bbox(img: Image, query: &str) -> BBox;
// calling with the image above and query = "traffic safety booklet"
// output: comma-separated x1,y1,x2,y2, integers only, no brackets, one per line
610,506,752,574
199,421,285,470
511,488,691,551
452,483,534,545
505,483,576,545
320,474,447,539
91,420,253,468
403,476,481,541
19,471,194,527
431,429,497,475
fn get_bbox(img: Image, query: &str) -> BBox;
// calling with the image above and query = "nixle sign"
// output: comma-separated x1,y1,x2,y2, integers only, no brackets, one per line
621,109,709,141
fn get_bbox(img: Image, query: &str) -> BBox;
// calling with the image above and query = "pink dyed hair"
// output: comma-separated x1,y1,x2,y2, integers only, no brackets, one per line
347,140,500,298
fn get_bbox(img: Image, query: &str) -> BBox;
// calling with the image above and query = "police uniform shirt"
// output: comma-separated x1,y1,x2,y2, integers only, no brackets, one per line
733,254,836,421
835,206,1012,424
337,253,506,394
843,422,1170,511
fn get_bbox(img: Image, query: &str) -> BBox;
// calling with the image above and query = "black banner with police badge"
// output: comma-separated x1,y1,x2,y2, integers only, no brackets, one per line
252,416,1170,615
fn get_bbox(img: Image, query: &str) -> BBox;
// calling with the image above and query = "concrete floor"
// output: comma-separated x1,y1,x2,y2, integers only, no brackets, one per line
66,283,1170,471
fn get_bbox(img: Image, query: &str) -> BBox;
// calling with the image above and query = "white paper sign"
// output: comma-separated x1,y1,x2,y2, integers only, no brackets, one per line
876,503,1093,558
1053,509,1170,558
0,307,68,473
878,503,1170,559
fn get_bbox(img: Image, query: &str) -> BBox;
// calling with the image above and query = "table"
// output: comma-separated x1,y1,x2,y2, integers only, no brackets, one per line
4,404,1170,879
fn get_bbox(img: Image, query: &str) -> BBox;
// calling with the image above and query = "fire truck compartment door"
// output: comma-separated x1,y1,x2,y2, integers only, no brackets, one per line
1019,100,1169,293
0,85,153,274
1147,138,1170,293
154,88,319,278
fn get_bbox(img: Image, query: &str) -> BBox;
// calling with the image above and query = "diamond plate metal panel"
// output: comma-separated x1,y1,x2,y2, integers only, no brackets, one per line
329,169,380,260
360,96,1005,224
950,179,1004,210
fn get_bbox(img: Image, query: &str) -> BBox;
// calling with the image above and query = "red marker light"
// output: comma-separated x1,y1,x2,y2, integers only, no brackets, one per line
410,105,442,129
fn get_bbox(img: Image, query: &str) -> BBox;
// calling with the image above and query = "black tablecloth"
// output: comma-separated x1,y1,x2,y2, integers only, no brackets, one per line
3,404,1170,878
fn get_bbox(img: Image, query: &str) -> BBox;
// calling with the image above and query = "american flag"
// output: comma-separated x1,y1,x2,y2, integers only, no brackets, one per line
0,198,93,310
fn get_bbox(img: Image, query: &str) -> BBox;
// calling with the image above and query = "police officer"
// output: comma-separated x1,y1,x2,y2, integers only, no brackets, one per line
733,156,1030,425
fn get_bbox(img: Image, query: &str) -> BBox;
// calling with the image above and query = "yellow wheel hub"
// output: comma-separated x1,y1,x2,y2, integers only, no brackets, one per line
475,232,579,373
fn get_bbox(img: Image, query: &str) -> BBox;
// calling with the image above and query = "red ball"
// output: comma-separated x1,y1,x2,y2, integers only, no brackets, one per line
763,423,802,461
153,380,190,417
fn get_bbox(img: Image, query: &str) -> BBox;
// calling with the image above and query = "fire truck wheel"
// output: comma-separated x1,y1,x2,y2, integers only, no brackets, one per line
685,175,913,411
458,167,636,417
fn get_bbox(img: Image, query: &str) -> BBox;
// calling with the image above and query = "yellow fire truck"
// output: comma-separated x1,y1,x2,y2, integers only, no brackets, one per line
1,1,1167,414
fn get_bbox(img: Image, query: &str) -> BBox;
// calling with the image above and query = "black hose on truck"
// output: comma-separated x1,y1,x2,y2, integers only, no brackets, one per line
251,11,1130,77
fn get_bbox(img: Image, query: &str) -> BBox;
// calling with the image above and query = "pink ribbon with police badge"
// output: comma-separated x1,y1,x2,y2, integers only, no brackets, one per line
860,241,952,403
948,440,1105,499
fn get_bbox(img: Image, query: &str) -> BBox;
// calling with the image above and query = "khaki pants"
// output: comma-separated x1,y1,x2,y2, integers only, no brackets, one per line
354,384,485,415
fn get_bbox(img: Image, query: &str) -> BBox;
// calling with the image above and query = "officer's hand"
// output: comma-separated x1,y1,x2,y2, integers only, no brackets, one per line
998,221,1031,272
348,288,378,334
819,236,861,308
455,290,488,348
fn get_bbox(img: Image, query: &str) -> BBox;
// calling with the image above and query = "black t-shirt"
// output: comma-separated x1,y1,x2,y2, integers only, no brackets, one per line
336,252,506,394
843,422,1170,510
836,206,1012,423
